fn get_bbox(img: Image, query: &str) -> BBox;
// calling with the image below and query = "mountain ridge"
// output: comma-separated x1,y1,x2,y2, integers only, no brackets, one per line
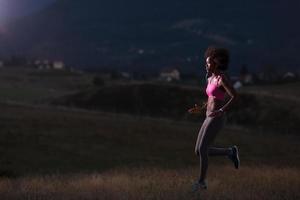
1,0,299,73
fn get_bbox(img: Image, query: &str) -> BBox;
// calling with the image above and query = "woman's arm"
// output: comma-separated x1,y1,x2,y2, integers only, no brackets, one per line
219,74,238,112
188,102,207,114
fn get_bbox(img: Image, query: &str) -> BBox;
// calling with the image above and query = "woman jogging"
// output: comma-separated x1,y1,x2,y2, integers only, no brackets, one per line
188,47,240,191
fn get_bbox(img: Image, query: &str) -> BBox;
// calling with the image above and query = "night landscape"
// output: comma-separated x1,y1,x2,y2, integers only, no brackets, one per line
0,0,299,199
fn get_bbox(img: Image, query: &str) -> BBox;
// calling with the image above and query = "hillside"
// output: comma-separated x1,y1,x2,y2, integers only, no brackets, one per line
0,66,299,134
53,82,300,134
0,68,299,199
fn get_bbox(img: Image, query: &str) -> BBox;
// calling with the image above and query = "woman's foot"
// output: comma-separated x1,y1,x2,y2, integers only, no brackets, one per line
228,145,240,169
192,180,208,192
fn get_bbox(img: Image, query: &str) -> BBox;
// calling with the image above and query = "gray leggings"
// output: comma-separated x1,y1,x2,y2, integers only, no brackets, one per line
194,114,230,181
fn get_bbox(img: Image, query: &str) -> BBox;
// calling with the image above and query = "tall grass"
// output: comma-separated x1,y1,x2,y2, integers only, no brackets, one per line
0,165,298,200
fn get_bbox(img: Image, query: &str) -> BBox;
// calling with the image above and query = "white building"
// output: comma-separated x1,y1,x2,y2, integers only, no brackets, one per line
233,81,243,89
53,61,65,70
283,72,296,79
159,68,181,82
120,72,131,79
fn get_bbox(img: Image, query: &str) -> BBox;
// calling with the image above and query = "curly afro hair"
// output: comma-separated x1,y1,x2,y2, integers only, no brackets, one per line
204,46,230,71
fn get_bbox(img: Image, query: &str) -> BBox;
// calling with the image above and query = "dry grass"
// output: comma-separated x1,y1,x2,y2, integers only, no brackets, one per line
0,165,299,200
0,73,298,199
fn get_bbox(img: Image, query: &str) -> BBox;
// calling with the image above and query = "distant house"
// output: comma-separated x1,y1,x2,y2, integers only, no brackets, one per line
137,49,144,55
35,60,49,70
159,68,181,82
53,61,65,70
282,72,296,81
283,72,295,79
120,72,131,80
233,81,243,89
229,76,243,89
34,60,65,70
34,60,41,66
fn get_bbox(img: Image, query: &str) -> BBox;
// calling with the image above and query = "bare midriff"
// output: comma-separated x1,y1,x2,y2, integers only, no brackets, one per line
206,96,225,116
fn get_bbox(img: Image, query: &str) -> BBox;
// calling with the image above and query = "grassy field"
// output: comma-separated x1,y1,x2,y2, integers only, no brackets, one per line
0,166,299,200
0,67,299,199
0,102,299,199
0,67,93,103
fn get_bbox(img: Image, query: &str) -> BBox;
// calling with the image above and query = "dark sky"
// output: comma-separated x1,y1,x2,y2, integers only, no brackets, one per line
0,0,56,24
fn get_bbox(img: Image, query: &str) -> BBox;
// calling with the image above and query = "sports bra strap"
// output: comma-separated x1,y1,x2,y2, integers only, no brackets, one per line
217,75,221,87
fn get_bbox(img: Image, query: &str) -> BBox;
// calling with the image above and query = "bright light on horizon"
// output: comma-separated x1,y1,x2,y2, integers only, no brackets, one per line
0,0,10,24
0,0,56,25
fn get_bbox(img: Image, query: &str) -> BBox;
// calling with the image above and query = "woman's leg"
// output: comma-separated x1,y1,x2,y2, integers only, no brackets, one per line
208,147,232,156
194,118,209,156
196,116,225,182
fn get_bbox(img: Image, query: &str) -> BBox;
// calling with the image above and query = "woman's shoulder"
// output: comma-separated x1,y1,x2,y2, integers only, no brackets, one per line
217,72,231,87
218,72,230,82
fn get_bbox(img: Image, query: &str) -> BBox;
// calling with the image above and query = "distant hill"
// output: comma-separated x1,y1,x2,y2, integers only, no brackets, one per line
2,0,300,73
52,83,300,134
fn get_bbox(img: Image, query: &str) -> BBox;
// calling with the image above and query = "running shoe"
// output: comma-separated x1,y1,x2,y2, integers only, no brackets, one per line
228,145,240,169
192,180,207,192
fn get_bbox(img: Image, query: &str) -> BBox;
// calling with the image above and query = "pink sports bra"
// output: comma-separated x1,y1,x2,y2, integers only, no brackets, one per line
206,75,225,101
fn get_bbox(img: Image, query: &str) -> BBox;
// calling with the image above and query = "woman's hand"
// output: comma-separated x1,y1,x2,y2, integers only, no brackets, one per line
188,104,204,114
208,109,224,117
